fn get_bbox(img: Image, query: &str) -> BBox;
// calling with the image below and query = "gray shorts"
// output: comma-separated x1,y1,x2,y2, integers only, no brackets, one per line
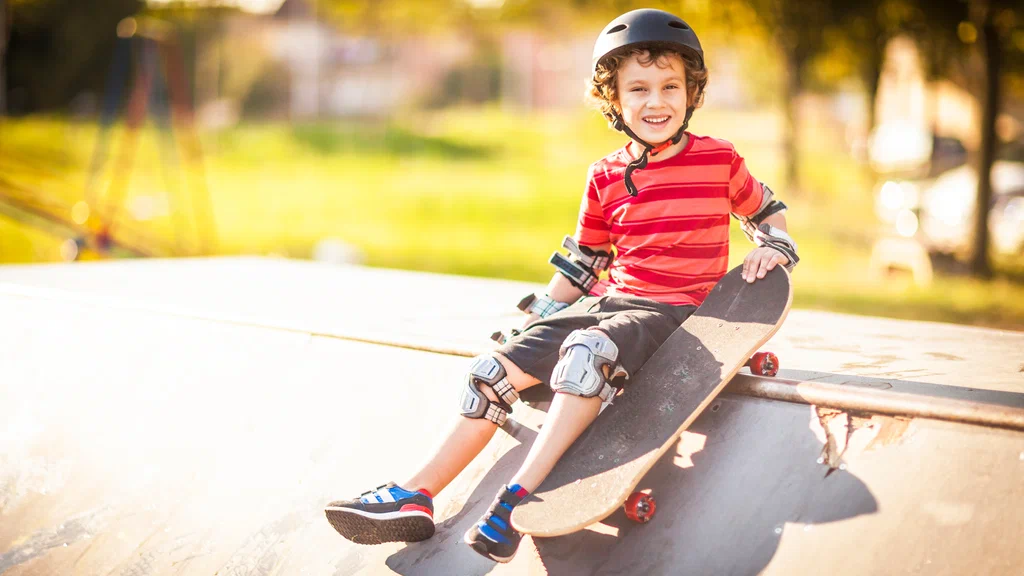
496,295,697,387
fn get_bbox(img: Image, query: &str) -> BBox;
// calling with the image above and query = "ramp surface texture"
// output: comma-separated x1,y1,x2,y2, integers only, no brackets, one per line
1,258,1022,575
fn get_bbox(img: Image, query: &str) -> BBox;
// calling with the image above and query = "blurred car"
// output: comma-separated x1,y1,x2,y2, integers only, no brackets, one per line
874,160,1024,258
918,161,1024,257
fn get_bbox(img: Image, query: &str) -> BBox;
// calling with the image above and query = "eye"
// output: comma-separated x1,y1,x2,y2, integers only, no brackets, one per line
631,87,647,92
665,84,679,90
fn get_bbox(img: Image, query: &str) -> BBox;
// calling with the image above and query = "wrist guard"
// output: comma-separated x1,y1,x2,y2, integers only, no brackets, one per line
490,293,572,344
746,223,799,271
517,293,570,318
549,235,612,292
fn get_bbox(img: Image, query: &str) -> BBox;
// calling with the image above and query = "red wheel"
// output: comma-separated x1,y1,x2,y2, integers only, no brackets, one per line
749,351,779,376
624,491,656,523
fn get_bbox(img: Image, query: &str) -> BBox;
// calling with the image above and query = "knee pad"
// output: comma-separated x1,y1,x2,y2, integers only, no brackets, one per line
550,329,627,402
458,354,520,426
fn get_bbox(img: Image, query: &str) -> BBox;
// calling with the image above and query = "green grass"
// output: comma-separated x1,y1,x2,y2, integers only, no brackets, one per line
1,108,1022,330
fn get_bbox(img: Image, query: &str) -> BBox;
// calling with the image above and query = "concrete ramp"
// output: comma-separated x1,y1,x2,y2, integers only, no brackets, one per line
0,257,527,355
1,289,525,575
1,259,1023,575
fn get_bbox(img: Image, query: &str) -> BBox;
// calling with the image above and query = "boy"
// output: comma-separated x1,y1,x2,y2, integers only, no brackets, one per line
325,8,798,563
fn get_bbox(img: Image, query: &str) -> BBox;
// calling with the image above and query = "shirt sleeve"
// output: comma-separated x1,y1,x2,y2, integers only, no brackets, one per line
574,163,611,247
728,147,765,218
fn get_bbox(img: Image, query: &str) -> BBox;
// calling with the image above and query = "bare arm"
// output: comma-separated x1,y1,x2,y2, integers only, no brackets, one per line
760,212,788,232
543,272,586,303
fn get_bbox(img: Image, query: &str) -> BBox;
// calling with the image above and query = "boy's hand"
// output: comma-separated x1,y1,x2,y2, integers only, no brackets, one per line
743,247,789,283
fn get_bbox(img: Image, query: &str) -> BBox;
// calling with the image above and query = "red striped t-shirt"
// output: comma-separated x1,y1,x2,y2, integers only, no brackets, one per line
575,134,765,307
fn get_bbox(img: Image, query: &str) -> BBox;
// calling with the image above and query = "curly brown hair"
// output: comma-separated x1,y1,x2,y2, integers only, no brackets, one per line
586,42,708,126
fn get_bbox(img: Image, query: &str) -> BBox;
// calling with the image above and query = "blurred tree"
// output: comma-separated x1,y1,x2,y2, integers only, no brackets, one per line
5,0,142,114
890,0,1019,278
963,0,1017,278
728,1,833,195
826,1,900,136
1,0,7,114
738,0,1020,278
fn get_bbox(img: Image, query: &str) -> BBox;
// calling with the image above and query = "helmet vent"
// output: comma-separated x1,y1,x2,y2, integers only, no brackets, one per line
668,20,690,30
607,24,628,34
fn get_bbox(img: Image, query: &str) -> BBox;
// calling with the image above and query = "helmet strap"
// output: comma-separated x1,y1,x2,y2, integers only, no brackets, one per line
615,107,694,197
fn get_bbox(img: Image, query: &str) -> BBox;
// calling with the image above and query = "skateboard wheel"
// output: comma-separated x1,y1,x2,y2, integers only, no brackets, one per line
749,351,779,377
624,492,656,523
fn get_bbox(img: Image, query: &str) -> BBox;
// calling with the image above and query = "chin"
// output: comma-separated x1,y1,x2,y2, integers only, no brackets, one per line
640,128,681,144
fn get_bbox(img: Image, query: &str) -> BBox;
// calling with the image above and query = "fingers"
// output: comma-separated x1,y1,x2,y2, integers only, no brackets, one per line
743,250,768,283
767,251,789,273
745,249,787,283
747,252,767,282
756,252,779,279
754,254,768,280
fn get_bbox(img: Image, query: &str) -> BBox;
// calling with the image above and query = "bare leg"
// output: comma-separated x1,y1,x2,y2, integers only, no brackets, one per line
461,329,615,561
508,392,602,491
507,328,614,492
401,354,541,496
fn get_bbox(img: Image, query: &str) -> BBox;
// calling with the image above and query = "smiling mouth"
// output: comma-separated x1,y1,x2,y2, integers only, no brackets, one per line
643,116,670,126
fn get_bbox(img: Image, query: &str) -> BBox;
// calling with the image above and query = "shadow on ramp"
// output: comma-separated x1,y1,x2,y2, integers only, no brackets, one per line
382,386,881,576
529,396,878,575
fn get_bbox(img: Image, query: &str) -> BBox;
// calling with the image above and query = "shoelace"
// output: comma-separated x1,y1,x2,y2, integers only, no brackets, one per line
360,484,392,502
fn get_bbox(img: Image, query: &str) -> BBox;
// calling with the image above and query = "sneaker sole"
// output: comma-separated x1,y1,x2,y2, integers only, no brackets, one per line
325,508,434,545
463,532,515,563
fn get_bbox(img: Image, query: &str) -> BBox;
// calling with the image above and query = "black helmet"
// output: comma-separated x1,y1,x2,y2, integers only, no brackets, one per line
591,9,705,197
592,9,704,74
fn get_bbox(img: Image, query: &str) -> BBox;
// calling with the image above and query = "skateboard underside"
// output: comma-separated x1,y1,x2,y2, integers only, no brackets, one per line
511,265,792,536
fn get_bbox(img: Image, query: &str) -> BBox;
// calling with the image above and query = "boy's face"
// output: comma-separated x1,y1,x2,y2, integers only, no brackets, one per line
614,52,689,144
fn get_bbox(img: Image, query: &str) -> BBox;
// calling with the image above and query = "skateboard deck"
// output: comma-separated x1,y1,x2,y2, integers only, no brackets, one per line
511,264,792,536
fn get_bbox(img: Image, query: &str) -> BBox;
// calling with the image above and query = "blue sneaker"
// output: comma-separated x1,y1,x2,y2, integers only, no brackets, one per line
325,482,434,544
464,484,529,563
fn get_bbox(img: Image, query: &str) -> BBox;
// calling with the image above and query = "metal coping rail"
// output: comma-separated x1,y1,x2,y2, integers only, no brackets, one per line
728,374,1024,432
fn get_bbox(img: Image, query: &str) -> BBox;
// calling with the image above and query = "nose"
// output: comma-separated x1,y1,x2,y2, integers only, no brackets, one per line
646,90,664,109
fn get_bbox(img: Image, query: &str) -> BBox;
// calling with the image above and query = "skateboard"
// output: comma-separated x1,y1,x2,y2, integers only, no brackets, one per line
511,264,792,536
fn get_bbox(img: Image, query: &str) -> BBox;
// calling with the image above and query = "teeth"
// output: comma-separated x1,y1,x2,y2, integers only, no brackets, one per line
645,117,668,124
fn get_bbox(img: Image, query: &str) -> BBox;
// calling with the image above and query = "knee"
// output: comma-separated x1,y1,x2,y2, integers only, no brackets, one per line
549,329,626,402
457,353,521,426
